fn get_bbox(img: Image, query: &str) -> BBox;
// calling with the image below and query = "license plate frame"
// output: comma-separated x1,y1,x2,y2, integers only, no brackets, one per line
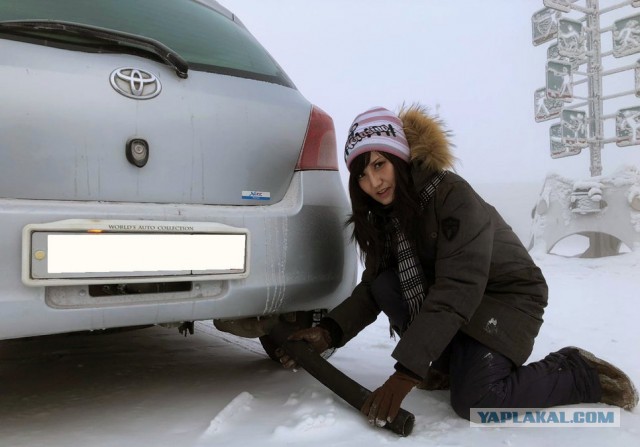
22,219,250,286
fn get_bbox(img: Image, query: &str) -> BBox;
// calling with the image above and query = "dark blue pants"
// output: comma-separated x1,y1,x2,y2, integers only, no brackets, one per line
371,269,601,420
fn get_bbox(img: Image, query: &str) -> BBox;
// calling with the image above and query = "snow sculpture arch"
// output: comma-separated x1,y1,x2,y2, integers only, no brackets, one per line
529,166,640,257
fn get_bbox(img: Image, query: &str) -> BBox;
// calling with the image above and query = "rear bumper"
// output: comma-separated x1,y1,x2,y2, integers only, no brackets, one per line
0,171,357,340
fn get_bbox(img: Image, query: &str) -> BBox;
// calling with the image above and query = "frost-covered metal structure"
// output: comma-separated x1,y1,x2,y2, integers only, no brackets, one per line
531,0,640,256
529,166,640,254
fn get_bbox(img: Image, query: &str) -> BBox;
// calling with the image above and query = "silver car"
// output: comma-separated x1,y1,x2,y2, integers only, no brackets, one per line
0,0,356,356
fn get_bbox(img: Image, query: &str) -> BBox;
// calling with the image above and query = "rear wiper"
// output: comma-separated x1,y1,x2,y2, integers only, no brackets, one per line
0,20,188,79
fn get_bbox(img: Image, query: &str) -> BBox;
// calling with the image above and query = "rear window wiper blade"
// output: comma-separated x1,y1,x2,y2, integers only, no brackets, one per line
0,20,188,79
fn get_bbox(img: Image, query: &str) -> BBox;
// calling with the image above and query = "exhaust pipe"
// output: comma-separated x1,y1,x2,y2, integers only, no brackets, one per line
269,324,415,437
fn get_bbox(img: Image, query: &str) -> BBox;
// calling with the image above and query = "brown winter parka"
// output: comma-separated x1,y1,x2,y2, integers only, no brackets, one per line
326,108,549,379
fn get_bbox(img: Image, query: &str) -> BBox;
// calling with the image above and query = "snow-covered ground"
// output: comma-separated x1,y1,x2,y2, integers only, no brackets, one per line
0,183,639,447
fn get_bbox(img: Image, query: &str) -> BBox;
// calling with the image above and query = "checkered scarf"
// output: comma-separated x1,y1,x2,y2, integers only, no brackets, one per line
381,171,448,324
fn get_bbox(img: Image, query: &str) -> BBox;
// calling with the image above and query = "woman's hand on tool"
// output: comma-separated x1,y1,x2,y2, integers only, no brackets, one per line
361,370,420,427
275,326,332,369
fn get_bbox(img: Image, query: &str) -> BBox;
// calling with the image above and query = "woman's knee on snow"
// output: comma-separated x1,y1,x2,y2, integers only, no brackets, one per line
450,382,506,421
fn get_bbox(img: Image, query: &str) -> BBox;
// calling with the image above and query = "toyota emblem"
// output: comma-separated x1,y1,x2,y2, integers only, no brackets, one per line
110,67,162,99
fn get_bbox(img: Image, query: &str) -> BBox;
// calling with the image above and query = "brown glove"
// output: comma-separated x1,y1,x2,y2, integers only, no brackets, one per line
275,326,332,369
361,370,420,427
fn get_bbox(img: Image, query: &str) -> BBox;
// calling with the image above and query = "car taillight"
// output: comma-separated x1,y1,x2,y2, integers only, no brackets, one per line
295,105,338,171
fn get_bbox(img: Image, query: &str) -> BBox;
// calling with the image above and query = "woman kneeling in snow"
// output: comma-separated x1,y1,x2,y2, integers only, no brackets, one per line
277,104,638,427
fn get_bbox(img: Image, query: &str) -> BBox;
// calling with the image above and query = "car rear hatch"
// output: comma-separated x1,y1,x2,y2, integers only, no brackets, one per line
0,0,311,206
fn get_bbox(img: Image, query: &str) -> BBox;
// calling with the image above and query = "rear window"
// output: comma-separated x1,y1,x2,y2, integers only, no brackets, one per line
0,0,294,87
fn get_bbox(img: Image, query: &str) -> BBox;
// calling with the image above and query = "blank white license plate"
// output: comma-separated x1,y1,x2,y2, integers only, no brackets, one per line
24,220,249,285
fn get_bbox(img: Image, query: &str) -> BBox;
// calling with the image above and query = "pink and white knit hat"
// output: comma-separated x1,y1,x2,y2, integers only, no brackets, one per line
344,106,410,169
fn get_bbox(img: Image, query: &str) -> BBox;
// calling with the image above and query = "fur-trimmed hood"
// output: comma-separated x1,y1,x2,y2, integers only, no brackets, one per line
398,104,455,174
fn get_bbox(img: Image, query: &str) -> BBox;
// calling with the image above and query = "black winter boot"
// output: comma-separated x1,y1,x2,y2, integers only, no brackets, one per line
571,347,639,411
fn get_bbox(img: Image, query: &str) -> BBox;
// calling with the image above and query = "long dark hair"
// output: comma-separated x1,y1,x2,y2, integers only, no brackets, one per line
346,151,421,273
